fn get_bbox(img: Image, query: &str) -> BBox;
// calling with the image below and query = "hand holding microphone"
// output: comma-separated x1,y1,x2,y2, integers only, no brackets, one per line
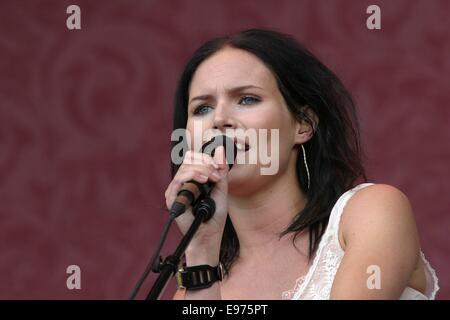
129,135,236,299
164,135,236,265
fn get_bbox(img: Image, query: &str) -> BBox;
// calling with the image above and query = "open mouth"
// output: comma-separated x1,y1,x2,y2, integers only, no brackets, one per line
234,137,250,152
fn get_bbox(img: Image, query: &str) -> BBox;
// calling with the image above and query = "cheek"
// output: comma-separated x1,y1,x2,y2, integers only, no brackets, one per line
258,109,296,167
245,107,294,144
186,117,223,152
245,107,281,129
240,101,291,130
186,117,208,140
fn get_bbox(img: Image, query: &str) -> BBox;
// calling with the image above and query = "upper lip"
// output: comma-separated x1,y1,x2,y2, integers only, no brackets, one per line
204,134,250,152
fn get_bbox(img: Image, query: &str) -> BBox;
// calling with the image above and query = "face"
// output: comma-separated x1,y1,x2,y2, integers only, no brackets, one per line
186,47,302,195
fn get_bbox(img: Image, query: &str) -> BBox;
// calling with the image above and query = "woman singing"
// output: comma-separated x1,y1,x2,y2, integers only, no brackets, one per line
165,29,439,300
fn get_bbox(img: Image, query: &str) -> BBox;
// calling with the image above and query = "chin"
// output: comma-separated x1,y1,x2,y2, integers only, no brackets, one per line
227,165,263,196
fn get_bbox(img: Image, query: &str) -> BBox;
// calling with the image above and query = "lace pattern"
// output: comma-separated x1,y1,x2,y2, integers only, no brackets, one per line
286,184,370,300
282,275,305,300
419,251,440,299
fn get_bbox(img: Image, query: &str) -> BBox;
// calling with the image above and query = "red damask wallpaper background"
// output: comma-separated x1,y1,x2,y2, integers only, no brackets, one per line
0,0,449,299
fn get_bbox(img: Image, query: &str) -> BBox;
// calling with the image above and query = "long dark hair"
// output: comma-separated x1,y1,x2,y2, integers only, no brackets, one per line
171,29,368,274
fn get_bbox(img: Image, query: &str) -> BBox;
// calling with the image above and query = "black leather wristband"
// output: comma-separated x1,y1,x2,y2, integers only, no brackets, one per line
176,263,224,290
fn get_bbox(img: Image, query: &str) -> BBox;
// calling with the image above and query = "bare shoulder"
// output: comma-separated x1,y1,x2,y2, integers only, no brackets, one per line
331,183,422,299
340,183,419,252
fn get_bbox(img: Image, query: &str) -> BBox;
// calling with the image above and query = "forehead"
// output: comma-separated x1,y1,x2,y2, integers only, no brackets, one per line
189,47,278,96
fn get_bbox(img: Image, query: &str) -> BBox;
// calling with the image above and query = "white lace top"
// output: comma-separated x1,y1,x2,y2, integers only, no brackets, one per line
282,183,439,300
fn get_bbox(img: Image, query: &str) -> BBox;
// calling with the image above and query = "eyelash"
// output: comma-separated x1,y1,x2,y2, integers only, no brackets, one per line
192,96,261,115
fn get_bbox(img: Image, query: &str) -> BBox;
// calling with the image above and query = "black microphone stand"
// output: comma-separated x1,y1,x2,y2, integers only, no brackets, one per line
145,197,216,300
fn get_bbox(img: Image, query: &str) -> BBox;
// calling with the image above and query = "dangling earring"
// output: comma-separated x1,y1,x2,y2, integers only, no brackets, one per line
301,144,310,191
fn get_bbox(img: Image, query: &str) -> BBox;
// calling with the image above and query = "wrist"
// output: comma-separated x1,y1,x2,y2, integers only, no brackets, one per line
185,246,220,266
176,263,224,291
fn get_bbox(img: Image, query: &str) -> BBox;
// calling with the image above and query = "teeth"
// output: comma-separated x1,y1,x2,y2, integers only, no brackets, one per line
236,143,245,150
236,142,249,151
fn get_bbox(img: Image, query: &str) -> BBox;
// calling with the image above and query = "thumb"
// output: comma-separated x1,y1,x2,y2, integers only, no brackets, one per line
213,146,229,177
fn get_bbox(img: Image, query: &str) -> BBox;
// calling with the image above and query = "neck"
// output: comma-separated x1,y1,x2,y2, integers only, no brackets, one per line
228,160,307,259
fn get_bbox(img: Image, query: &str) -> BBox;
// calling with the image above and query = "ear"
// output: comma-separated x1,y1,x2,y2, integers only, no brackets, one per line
294,106,319,145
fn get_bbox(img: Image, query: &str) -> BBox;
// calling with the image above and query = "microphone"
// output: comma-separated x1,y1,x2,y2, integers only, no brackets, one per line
128,135,237,299
169,135,237,218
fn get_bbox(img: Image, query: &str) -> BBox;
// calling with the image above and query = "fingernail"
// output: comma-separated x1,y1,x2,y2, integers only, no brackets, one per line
199,174,208,181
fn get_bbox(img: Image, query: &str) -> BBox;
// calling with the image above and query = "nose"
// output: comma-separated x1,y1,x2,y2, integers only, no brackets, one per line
213,103,235,130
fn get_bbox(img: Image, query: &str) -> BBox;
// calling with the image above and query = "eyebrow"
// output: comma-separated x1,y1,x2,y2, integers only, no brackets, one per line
188,85,264,105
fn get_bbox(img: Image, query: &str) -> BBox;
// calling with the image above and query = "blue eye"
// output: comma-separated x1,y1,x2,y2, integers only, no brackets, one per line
238,96,260,105
193,105,212,115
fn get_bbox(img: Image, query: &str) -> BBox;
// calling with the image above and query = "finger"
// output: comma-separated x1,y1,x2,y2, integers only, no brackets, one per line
167,163,222,206
165,167,221,209
213,146,229,176
166,171,204,209
184,151,219,168
166,169,206,208
178,164,221,182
